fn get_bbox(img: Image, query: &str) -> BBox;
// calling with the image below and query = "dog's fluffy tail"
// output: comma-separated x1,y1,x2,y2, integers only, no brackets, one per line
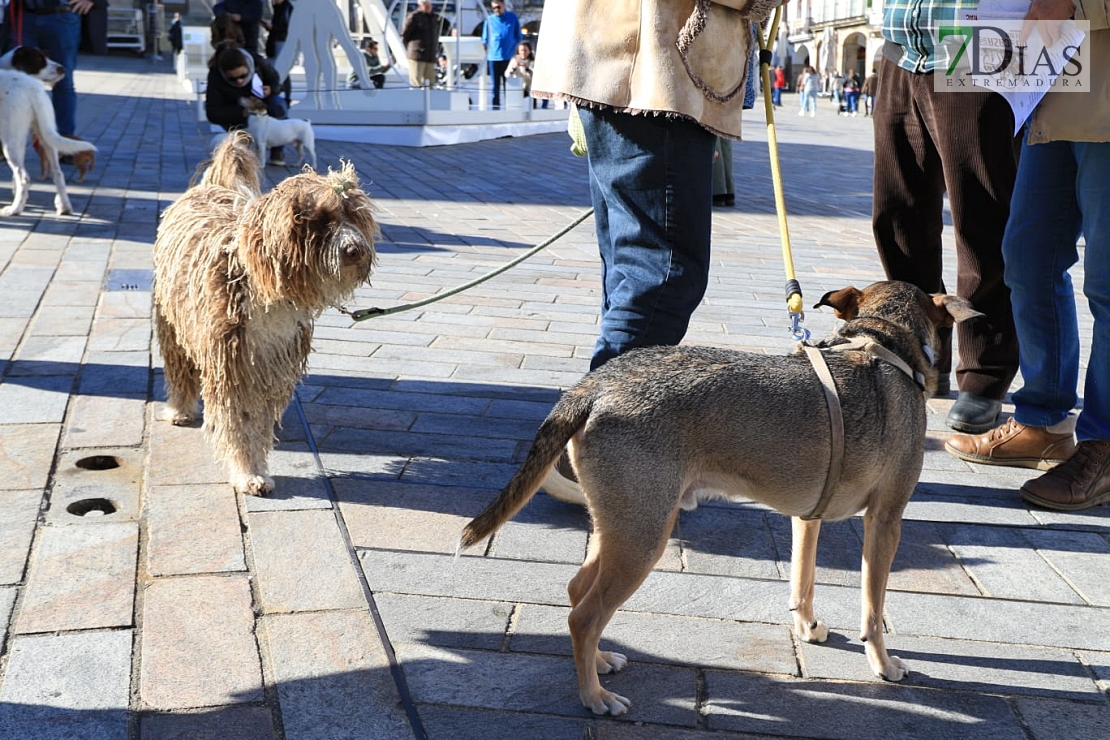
460,380,598,550
196,130,262,199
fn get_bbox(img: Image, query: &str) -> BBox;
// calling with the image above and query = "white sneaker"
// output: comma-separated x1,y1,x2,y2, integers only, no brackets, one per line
809,112,816,117
798,110,805,116
541,454,586,505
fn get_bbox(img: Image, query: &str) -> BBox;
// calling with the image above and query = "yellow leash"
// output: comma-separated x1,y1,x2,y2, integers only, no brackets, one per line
758,8,809,341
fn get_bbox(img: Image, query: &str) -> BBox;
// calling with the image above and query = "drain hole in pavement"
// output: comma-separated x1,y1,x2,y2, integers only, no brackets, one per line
66,498,118,517
75,455,121,471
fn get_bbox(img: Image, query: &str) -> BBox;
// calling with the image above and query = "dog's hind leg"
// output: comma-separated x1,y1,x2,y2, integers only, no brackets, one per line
788,517,829,643
155,311,200,425
44,147,75,215
567,502,678,716
859,502,909,681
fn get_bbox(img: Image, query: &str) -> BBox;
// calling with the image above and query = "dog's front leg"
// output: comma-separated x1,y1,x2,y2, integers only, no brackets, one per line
859,506,909,681
2,160,30,217
789,517,829,643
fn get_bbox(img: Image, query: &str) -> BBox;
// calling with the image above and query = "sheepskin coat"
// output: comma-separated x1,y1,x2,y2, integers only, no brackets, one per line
1026,0,1110,145
531,0,781,140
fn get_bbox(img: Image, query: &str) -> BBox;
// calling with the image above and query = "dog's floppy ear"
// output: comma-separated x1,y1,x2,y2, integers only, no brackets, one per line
929,294,983,327
814,286,863,320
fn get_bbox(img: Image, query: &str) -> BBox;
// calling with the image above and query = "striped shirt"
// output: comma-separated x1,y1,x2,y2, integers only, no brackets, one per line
883,0,975,73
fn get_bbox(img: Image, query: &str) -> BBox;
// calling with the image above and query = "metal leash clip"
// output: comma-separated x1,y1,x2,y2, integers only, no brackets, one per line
790,311,811,342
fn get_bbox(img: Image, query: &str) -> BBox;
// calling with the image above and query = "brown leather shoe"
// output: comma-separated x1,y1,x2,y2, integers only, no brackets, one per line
945,417,1076,470
1021,440,1110,511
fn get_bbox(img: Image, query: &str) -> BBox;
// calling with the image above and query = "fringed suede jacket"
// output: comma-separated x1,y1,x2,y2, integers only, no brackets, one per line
531,0,782,140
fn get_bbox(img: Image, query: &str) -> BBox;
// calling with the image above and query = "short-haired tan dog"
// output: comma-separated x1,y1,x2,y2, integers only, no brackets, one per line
462,281,980,716
153,131,377,495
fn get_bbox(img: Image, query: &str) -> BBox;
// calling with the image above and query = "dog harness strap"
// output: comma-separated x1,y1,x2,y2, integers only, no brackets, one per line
802,345,844,521
835,337,925,390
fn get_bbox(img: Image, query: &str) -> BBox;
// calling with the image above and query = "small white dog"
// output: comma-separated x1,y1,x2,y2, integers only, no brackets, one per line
0,47,97,216
241,97,316,169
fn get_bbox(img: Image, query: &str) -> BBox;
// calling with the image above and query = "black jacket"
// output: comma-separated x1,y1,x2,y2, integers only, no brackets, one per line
205,51,281,130
401,10,442,63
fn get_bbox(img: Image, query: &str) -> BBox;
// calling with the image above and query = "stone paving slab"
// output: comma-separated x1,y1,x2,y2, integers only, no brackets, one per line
0,630,131,740
144,483,245,576
15,521,137,634
703,670,1026,739
139,575,264,710
261,610,413,739
139,706,276,740
0,490,42,584
799,633,1101,700
248,510,366,613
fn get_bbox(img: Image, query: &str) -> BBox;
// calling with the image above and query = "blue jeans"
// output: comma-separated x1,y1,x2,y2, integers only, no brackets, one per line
771,87,782,106
578,106,715,370
1003,137,1110,441
9,11,80,135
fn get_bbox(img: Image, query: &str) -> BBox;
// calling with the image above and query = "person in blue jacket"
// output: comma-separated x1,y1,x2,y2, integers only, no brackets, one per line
480,1,520,109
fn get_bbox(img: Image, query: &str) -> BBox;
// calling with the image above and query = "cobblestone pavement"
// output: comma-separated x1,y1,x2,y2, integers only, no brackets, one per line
1,54,1108,740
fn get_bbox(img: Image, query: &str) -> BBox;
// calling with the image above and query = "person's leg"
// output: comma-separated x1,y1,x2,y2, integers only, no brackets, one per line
488,60,500,107
578,106,715,370
872,60,947,320
721,137,734,200
1016,140,1110,510
1074,141,1110,442
1004,138,1082,429
926,84,1019,400
35,13,81,135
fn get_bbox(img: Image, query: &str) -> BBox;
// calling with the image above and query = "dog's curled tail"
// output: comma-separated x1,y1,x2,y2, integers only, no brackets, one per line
195,130,262,199
460,381,597,550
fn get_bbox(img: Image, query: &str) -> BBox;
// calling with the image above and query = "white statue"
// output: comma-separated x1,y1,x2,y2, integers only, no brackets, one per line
274,0,373,109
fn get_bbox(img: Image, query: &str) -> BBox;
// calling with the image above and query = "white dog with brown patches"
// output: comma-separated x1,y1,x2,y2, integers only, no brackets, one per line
0,47,97,216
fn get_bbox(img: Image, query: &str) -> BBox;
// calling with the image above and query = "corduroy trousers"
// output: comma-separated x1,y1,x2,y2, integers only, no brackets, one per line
872,55,1020,399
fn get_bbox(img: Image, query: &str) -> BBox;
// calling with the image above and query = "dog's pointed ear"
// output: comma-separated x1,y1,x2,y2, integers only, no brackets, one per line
929,294,983,327
814,286,863,320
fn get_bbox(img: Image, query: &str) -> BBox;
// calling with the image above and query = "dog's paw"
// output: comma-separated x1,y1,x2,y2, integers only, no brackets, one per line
231,474,275,496
582,689,631,716
160,405,198,426
795,618,829,644
595,650,627,675
875,655,909,682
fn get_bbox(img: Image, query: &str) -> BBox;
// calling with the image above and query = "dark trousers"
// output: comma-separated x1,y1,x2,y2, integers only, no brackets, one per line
489,59,510,107
872,57,1020,399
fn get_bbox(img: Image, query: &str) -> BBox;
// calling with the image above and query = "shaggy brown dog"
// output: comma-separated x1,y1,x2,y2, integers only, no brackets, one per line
153,131,377,495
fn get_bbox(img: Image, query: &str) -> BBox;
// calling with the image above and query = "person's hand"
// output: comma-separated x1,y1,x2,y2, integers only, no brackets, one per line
68,0,95,14
1021,0,1076,46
